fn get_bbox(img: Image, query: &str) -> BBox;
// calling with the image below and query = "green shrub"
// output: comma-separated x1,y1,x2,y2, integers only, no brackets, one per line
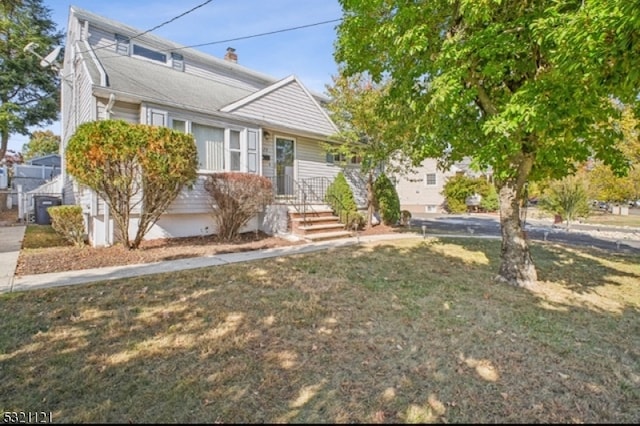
48,205,86,247
480,184,500,212
374,173,400,225
325,172,358,227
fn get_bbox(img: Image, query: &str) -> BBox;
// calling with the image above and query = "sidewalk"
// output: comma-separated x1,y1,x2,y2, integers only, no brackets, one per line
7,233,425,293
0,225,26,293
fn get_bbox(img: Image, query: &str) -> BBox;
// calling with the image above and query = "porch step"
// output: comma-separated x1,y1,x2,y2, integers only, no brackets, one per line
304,230,354,242
296,222,346,235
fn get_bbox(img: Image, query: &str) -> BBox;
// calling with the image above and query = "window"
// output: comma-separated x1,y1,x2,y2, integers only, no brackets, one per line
171,52,184,71
115,34,129,55
172,119,186,133
192,123,224,171
172,119,258,173
425,173,437,186
133,44,167,63
229,130,241,171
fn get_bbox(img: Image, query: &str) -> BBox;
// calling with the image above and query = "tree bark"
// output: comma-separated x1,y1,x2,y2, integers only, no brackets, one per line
366,170,374,228
495,154,537,288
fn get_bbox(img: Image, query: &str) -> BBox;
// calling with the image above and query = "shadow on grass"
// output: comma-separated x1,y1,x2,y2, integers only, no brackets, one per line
1,237,638,423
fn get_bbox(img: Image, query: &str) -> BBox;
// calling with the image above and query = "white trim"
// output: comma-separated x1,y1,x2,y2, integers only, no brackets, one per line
220,75,296,112
83,38,107,86
274,135,296,192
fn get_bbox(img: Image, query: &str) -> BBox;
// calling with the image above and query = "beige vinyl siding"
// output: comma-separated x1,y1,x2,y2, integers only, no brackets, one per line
230,80,336,136
97,98,140,122
75,63,94,124
165,175,212,215
296,137,340,181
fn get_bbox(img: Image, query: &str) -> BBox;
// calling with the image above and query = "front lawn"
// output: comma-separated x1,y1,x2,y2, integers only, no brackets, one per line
1,237,638,423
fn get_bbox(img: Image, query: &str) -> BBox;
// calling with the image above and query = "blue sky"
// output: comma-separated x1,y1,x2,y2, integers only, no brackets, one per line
9,0,343,152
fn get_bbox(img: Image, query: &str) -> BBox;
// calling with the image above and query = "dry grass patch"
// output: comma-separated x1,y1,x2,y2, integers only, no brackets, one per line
1,237,639,423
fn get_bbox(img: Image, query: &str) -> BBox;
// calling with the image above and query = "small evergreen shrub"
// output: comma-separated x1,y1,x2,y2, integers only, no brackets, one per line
374,173,400,225
48,205,86,247
325,172,358,227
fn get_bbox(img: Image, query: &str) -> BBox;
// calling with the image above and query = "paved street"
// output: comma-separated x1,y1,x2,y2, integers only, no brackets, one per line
411,213,640,253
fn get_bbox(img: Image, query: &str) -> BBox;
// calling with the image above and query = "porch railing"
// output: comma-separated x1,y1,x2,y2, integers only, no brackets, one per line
270,176,333,224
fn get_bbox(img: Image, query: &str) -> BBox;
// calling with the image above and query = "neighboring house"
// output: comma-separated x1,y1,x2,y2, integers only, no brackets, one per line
27,154,61,168
59,6,354,247
10,154,62,210
392,157,491,213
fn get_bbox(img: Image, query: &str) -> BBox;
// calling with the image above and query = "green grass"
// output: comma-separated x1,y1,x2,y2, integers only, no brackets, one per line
1,237,639,423
21,225,70,249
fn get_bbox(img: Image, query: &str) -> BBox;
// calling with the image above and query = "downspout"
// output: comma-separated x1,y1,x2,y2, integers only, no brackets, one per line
105,93,116,118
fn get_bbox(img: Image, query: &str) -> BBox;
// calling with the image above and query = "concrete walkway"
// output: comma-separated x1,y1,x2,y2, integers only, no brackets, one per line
0,225,26,293
6,233,425,293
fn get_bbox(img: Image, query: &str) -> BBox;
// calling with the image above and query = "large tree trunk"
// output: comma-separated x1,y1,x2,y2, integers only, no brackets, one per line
366,170,374,228
495,154,537,288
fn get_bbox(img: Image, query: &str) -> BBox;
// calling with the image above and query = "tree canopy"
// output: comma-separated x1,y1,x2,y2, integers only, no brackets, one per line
0,0,63,160
22,130,59,160
335,0,640,287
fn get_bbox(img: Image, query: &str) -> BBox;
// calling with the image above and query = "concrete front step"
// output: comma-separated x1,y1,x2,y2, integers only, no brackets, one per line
296,223,346,234
304,230,353,242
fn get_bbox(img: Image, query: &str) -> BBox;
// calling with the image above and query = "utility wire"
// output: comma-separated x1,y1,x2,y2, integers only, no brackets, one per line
78,0,213,54
174,18,342,51
92,17,343,61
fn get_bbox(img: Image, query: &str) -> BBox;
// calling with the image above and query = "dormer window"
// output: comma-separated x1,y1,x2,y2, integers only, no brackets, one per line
171,52,184,71
132,44,167,63
115,34,129,55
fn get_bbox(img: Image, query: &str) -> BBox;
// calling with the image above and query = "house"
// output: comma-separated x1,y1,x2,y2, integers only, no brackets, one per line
59,6,355,247
392,157,492,214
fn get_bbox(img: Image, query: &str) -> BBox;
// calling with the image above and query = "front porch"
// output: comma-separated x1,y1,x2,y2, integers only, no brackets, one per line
268,176,352,242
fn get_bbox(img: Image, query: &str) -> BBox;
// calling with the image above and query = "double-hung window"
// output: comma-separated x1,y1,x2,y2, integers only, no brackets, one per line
192,123,225,171
425,173,437,186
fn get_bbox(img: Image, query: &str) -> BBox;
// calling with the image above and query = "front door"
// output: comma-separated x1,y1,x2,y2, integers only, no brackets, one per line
275,137,295,196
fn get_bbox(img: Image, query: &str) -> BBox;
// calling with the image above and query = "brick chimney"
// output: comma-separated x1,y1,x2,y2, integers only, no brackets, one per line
224,47,237,63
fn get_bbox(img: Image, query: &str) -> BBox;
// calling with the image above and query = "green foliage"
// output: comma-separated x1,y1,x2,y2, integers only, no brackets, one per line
325,172,358,227
47,205,85,248
480,184,500,212
22,130,59,160
336,0,640,285
373,173,400,225
539,176,591,229
0,0,63,160
204,173,273,241
442,175,477,214
66,120,198,248
442,175,498,213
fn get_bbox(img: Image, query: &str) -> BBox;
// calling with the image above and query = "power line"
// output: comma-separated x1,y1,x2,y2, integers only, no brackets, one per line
132,0,214,40
174,18,343,51
79,0,214,54
92,17,343,61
